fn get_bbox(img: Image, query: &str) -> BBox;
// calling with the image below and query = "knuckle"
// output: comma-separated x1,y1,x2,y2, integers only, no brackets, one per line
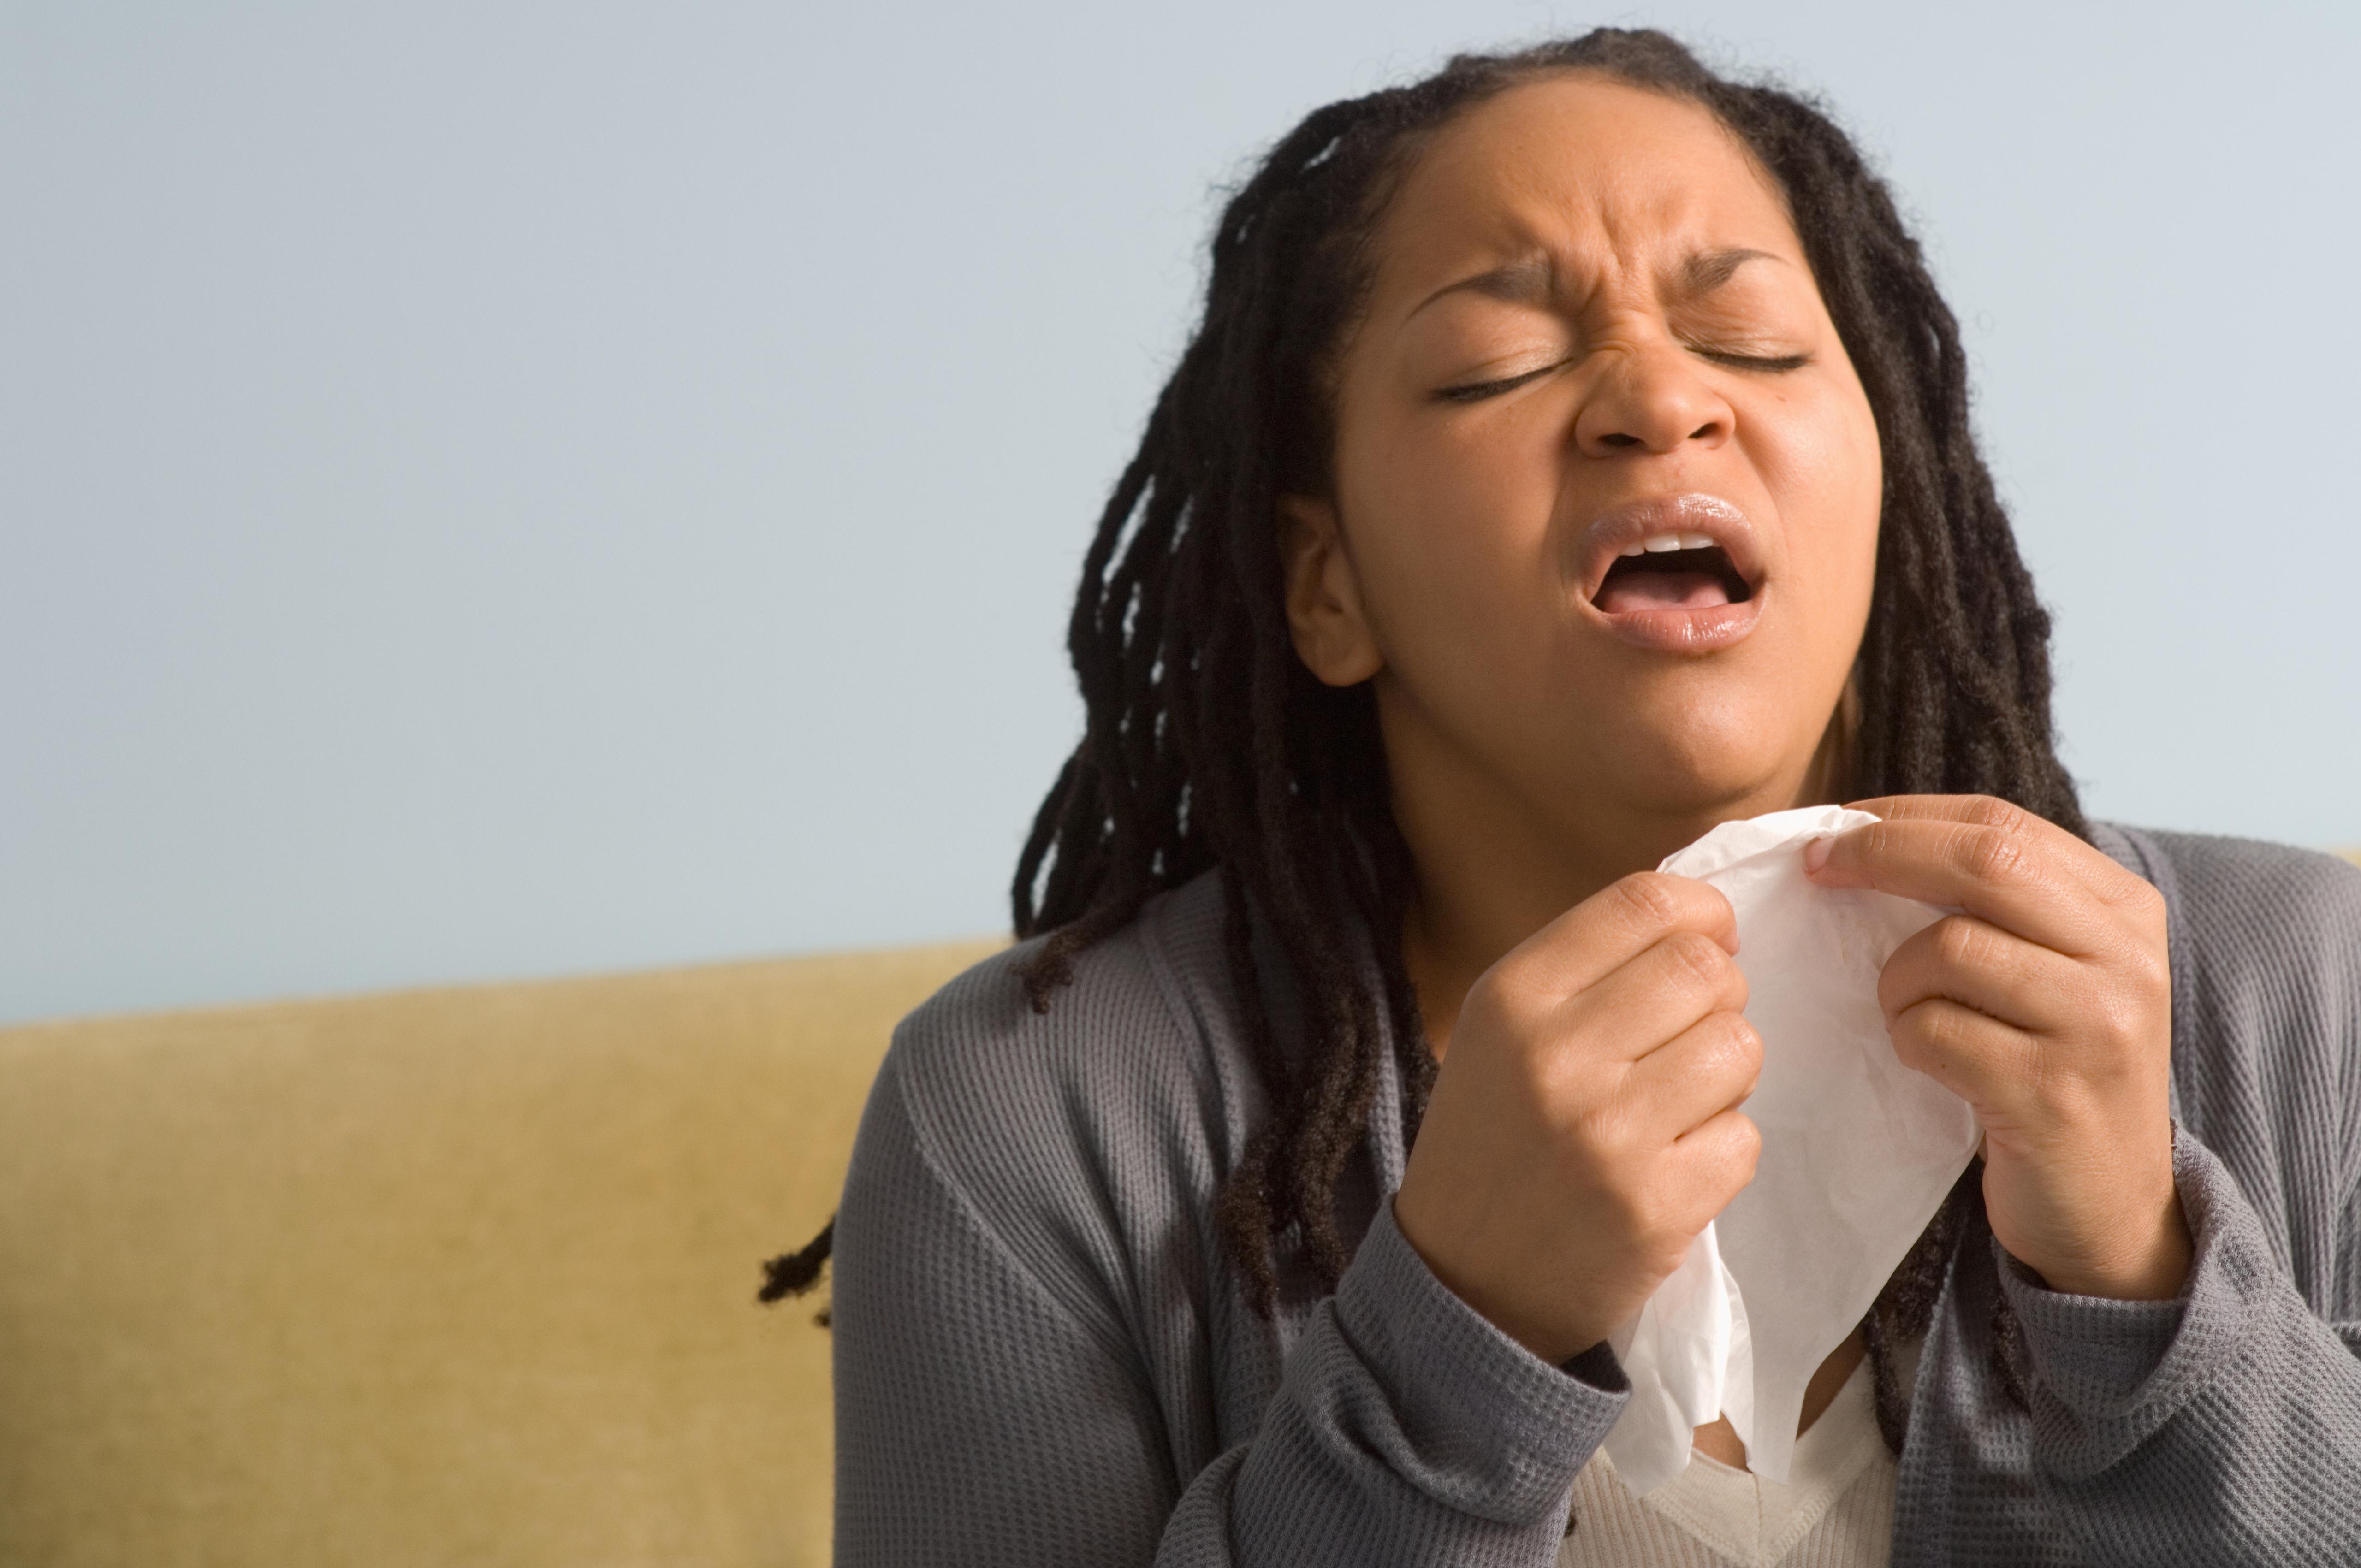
1934,916,1988,970
1507,1035,1557,1097
2017,1032,2061,1101
1964,794,2029,833
1704,1113,1763,1187
1727,1015,1766,1081
1661,929,1731,986
1570,1097,1634,1159
1456,973,1514,1036
2092,985,2162,1052
2084,1003,2139,1066
1612,872,1683,929
2119,937,2170,999
1692,1010,1761,1082
1732,1113,1764,1167
1475,952,1562,1021
1714,1007,1762,1056
1962,825,2028,884
1892,1004,1956,1069
1918,1002,1969,1054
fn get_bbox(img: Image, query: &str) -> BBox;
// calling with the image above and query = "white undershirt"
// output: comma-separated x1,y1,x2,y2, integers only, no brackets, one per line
1557,1356,1896,1568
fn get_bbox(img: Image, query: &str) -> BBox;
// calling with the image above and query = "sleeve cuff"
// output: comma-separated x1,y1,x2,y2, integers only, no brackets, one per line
1320,1197,1628,1523
1996,1125,2281,1422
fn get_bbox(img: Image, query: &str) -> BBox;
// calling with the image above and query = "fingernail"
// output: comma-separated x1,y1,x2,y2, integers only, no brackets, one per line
1803,837,1832,873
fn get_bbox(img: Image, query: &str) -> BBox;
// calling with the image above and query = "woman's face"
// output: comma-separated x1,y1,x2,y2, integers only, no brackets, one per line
1286,73,1882,852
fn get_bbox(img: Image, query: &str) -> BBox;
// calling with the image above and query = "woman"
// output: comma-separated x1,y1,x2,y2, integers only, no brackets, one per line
783,29,2361,1566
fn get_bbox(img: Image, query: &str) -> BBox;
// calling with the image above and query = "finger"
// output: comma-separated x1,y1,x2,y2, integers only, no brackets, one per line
1491,871,1738,1009
1558,926,1750,1065
1807,814,2112,959
1667,1105,1763,1215
1878,913,2089,1036
1844,794,2154,912
1622,1009,1763,1141
1888,996,2043,1122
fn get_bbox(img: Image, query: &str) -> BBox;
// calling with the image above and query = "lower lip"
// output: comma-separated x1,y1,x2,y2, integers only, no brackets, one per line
1592,591,1764,652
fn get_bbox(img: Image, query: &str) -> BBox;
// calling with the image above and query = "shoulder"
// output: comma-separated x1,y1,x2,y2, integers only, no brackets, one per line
846,872,1254,1312
881,870,1246,1161
2094,825,2361,1246
2095,824,2361,1006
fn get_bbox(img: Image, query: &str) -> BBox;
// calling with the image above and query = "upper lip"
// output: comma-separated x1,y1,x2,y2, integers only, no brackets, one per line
1572,493,1766,608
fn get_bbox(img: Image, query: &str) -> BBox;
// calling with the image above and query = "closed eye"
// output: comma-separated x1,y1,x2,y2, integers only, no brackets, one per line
1437,347,1808,402
1695,348,1810,372
1431,362,1565,403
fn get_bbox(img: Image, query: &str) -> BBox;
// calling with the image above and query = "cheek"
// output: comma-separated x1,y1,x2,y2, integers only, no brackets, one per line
1336,401,1569,645
1758,382,1883,625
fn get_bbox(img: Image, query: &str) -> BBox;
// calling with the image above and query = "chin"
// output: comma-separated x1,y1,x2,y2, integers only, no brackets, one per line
1579,704,1813,821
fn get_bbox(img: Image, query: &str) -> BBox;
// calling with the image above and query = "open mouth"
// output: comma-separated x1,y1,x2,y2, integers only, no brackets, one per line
1574,495,1767,653
1592,535,1756,615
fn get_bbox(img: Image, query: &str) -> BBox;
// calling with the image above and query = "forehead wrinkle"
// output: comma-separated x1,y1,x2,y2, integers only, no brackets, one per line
1387,210,1560,325
1368,89,1803,337
1458,253,1556,307
1543,163,1754,306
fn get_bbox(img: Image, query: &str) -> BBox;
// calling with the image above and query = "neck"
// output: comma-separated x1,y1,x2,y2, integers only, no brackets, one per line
1391,699,1849,1057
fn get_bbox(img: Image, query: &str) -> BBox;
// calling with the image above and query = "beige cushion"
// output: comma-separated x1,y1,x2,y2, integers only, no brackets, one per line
0,939,1002,1568
6,848,2358,1563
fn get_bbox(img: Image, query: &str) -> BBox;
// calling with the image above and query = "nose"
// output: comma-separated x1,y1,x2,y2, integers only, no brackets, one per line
1572,335,1733,459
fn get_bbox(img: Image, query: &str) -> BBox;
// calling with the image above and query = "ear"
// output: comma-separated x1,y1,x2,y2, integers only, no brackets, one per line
1278,494,1384,687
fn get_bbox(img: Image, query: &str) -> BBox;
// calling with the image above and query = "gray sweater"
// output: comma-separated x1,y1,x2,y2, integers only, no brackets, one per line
831,827,2361,1565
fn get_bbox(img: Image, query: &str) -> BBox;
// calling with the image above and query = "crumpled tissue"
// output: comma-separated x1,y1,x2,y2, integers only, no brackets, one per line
1599,805,1981,1495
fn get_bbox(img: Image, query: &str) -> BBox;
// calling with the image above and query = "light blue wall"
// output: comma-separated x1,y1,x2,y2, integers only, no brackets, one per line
5,1,2356,1024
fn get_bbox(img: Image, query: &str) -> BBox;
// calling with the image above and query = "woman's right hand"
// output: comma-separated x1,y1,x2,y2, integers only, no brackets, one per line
1392,872,1765,1366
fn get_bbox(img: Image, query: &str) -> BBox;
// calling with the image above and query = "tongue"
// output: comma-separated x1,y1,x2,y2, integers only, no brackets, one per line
1596,570,1733,615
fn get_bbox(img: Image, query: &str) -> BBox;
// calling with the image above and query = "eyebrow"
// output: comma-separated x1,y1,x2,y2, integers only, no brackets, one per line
1405,255,1555,320
1677,246,1781,296
1405,245,1783,320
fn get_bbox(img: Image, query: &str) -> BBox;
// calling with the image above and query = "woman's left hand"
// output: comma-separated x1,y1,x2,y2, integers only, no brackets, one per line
1805,793,2191,1301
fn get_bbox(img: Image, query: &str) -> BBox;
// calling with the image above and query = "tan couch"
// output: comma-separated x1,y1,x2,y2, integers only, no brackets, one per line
9,847,2358,1565
0,939,1003,1568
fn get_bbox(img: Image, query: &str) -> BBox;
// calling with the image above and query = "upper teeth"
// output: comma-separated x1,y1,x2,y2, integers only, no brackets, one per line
1621,532,1717,557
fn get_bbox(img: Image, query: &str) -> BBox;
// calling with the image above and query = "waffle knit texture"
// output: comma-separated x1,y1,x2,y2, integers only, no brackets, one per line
830,826,2361,1565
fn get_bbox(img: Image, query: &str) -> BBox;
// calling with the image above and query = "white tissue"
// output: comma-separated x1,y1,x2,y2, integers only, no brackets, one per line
1598,806,1981,1494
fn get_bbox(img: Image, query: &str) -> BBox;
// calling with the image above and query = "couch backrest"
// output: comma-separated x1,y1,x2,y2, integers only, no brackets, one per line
9,849,2358,1564
0,939,1003,1568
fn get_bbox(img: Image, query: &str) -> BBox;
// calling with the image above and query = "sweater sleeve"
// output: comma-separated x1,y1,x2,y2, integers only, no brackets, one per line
1184,1201,1629,1563
1998,1126,2361,1564
830,1045,1629,1567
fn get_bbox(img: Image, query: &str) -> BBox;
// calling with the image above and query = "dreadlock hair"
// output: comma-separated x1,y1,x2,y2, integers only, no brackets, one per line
767,26,2076,1453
